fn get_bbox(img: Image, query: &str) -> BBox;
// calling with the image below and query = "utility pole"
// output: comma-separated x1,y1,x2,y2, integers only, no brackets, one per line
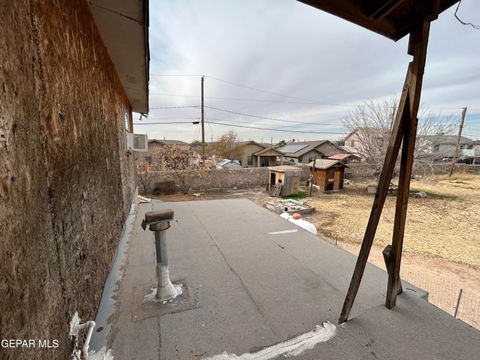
449,107,467,177
201,76,205,161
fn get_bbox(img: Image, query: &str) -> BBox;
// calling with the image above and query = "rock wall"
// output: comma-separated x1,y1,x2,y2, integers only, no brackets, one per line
347,162,480,181
0,1,135,358
141,166,312,194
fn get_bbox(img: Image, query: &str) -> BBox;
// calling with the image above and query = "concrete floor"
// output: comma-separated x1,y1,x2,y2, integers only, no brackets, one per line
106,199,479,360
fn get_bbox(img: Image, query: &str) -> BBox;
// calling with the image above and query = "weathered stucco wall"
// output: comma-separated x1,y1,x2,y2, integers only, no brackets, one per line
0,1,135,358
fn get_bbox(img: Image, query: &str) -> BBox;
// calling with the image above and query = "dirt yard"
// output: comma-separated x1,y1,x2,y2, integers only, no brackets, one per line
302,173,480,328
149,174,480,328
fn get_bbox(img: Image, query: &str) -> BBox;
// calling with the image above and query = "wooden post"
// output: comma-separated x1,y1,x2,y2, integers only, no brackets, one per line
339,3,433,323
385,10,431,310
449,107,467,177
309,155,316,197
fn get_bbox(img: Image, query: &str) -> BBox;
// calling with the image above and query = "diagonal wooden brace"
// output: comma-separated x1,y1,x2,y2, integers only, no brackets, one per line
339,5,432,323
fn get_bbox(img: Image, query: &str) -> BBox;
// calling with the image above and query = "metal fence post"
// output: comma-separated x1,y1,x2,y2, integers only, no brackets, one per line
454,288,463,318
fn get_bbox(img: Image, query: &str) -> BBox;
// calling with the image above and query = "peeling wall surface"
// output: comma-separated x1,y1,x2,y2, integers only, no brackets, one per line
0,1,136,358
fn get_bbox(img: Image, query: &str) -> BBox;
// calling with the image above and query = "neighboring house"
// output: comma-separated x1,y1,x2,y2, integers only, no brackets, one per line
421,135,472,159
344,128,390,159
231,141,267,167
216,159,242,170
472,141,480,164
277,140,346,164
254,146,284,167
328,153,359,164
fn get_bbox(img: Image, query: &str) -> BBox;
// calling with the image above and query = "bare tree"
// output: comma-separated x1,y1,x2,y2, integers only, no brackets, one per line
208,130,242,160
343,97,457,176
136,144,208,194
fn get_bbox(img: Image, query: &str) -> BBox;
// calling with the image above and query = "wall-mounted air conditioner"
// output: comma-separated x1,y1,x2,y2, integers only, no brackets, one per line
126,133,148,152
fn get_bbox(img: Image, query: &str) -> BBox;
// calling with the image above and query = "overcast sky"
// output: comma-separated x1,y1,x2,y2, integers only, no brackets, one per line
137,0,480,144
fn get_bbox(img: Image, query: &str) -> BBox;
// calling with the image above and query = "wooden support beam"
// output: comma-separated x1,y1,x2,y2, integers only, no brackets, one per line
339,2,433,323
386,9,431,309
338,66,411,324
382,245,403,295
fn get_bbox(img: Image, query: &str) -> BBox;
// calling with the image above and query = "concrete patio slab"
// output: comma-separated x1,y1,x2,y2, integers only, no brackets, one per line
107,199,479,360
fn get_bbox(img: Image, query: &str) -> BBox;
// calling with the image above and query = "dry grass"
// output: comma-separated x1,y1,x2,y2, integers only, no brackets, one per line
307,173,480,268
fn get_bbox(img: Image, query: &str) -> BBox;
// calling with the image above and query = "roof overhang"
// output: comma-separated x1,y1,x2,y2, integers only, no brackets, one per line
298,0,459,41
88,0,149,113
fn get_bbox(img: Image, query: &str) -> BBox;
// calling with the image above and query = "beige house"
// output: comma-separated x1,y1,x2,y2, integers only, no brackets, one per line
254,146,284,167
232,141,283,167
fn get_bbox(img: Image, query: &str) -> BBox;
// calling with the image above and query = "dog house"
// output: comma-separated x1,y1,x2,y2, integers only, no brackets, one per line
308,159,347,192
268,166,301,196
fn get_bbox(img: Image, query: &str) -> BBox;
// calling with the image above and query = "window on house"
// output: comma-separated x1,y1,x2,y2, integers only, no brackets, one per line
247,156,253,166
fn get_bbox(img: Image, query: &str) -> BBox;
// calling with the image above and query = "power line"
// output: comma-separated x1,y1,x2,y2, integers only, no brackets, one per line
150,74,203,77
149,74,467,111
149,105,200,109
205,120,345,135
149,92,330,105
137,117,199,121
205,105,342,126
205,75,357,107
133,121,199,125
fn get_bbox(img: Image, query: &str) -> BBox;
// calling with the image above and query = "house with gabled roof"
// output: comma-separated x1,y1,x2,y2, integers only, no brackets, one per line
230,141,284,167
277,140,346,164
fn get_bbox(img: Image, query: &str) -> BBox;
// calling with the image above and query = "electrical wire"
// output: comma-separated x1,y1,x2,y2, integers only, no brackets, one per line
149,74,467,111
204,106,343,126
205,120,345,135
133,121,199,125
149,105,200,109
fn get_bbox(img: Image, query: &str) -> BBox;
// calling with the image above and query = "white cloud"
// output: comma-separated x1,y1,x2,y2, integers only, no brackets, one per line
138,0,480,142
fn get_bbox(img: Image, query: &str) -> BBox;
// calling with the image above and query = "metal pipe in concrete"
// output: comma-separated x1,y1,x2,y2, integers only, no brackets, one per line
151,221,177,300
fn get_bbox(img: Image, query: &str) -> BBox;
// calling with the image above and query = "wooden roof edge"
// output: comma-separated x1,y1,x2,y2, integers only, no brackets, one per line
297,0,460,41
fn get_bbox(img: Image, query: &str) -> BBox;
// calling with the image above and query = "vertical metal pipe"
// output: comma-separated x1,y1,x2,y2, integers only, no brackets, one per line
454,288,463,318
151,222,177,300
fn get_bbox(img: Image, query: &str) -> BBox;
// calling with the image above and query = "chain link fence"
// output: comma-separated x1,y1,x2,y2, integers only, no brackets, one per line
400,270,480,329
337,242,480,330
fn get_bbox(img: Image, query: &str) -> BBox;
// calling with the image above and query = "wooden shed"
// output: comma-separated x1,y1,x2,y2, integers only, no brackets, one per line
308,159,347,192
268,166,301,197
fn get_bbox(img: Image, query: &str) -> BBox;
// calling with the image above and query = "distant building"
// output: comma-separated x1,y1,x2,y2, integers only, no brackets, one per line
216,159,242,170
421,135,473,159
277,140,345,164
344,128,390,159
231,141,283,167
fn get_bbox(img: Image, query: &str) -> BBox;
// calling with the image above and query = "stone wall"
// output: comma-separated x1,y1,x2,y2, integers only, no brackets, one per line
140,165,312,194
347,162,480,181
149,168,270,193
0,1,135,358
